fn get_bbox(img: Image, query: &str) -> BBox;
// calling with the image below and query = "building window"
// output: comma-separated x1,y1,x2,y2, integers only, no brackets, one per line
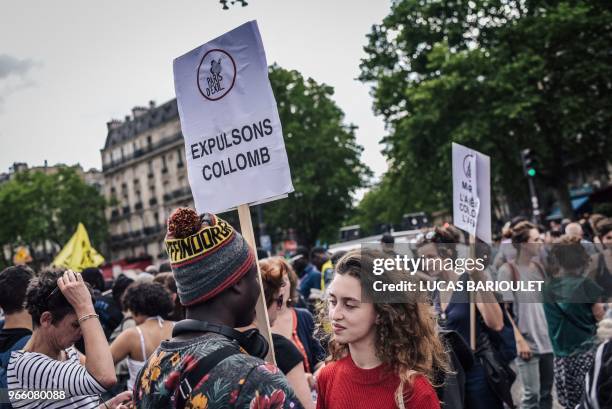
162,155,168,173
177,149,184,168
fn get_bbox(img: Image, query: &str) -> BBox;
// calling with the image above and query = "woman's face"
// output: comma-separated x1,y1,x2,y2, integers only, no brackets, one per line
525,228,543,256
416,243,442,278
602,230,612,246
327,273,376,346
40,311,82,351
279,273,291,310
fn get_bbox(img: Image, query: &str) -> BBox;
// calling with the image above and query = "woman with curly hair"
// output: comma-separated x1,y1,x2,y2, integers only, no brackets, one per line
7,269,131,409
316,249,448,409
110,281,174,391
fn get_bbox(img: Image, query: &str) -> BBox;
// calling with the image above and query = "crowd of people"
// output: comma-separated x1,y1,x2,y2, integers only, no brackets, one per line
0,207,610,409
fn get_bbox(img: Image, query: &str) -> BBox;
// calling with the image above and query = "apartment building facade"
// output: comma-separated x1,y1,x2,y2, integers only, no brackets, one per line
101,99,193,263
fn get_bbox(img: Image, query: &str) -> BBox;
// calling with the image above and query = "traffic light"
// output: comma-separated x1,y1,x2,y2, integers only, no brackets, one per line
520,148,537,177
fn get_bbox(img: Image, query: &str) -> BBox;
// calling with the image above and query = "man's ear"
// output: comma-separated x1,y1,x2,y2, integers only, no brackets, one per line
228,265,257,296
228,275,247,296
40,311,53,328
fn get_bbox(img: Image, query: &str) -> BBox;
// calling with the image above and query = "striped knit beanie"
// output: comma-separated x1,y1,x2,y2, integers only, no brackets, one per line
164,207,255,306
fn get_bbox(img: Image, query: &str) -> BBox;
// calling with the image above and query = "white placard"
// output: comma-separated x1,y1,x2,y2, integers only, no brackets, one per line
173,20,294,214
452,142,491,243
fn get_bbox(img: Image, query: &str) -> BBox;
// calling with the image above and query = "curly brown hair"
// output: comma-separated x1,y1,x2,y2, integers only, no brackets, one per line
323,249,449,405
26,269,93,327
122,281,174,318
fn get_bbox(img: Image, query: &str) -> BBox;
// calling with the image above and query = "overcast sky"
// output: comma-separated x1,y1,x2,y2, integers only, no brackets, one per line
0,0,390,181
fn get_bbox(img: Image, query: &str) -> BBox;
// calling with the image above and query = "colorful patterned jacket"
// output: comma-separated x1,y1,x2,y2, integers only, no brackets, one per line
133,333,303,409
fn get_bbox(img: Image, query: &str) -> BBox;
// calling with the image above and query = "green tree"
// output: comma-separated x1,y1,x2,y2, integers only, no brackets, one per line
359,0,612,219
350,173,404,234
0,167,108,268
260,65,371,247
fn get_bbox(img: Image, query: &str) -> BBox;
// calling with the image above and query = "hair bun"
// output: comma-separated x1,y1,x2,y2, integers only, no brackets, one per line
167,208,202,238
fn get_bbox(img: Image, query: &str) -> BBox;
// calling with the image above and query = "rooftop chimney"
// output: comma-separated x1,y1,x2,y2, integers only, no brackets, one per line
132,106,148,118
106,119,123,131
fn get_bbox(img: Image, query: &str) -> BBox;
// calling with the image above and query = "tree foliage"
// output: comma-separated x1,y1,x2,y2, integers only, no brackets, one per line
0,167,107,268
260,65,371,247
359,0,612,222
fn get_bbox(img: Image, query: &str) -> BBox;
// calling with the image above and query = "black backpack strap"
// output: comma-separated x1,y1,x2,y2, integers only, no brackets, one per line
175,345,240,409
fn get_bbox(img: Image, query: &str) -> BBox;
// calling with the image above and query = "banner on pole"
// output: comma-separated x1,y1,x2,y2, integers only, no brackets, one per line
53,223,105,271
173,20,294,214
452,142,491,243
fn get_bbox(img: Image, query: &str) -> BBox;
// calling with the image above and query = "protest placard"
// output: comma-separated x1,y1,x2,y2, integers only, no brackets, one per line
452,142,491,243
173,20,294,214
174,21,294,363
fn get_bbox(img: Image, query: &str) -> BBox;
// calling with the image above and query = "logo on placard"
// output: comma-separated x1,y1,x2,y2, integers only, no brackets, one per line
463,154,474,178
197,49,236,101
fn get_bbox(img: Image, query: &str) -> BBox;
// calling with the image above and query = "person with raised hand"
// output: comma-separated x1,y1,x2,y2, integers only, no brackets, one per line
7,269,131,409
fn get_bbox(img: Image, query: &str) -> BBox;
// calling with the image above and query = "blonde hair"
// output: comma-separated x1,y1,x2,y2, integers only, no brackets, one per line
598,318,612,341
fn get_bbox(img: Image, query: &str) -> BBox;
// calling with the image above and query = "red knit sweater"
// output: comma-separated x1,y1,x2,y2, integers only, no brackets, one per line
316,355,440,409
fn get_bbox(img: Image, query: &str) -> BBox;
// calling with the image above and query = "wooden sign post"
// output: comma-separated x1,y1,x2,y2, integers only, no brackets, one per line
238,204,276,364
469,234,477,350
452,143,491,351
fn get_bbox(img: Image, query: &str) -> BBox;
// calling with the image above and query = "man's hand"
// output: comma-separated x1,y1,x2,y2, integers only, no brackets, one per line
102,390,132,409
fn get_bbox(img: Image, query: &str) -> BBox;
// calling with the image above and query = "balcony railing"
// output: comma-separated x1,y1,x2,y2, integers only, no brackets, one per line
102,132,183,172
162,186,192,204
109,225,164,248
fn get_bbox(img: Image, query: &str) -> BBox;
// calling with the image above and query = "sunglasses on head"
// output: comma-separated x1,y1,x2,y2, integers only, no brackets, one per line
47,286,60,301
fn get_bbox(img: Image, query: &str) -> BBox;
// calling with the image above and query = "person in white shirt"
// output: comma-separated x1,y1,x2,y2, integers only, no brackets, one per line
7,269,131,409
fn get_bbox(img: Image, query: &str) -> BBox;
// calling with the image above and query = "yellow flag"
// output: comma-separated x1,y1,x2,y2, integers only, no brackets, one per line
13,246,32,265
53,223,105,271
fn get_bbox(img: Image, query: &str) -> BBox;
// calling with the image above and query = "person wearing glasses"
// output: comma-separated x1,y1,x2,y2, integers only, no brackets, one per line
258,257,316,409
273,258,326,376
7,269,131,409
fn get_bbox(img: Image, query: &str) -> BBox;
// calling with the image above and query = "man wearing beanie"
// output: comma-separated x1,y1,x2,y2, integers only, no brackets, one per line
133,208,303,409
